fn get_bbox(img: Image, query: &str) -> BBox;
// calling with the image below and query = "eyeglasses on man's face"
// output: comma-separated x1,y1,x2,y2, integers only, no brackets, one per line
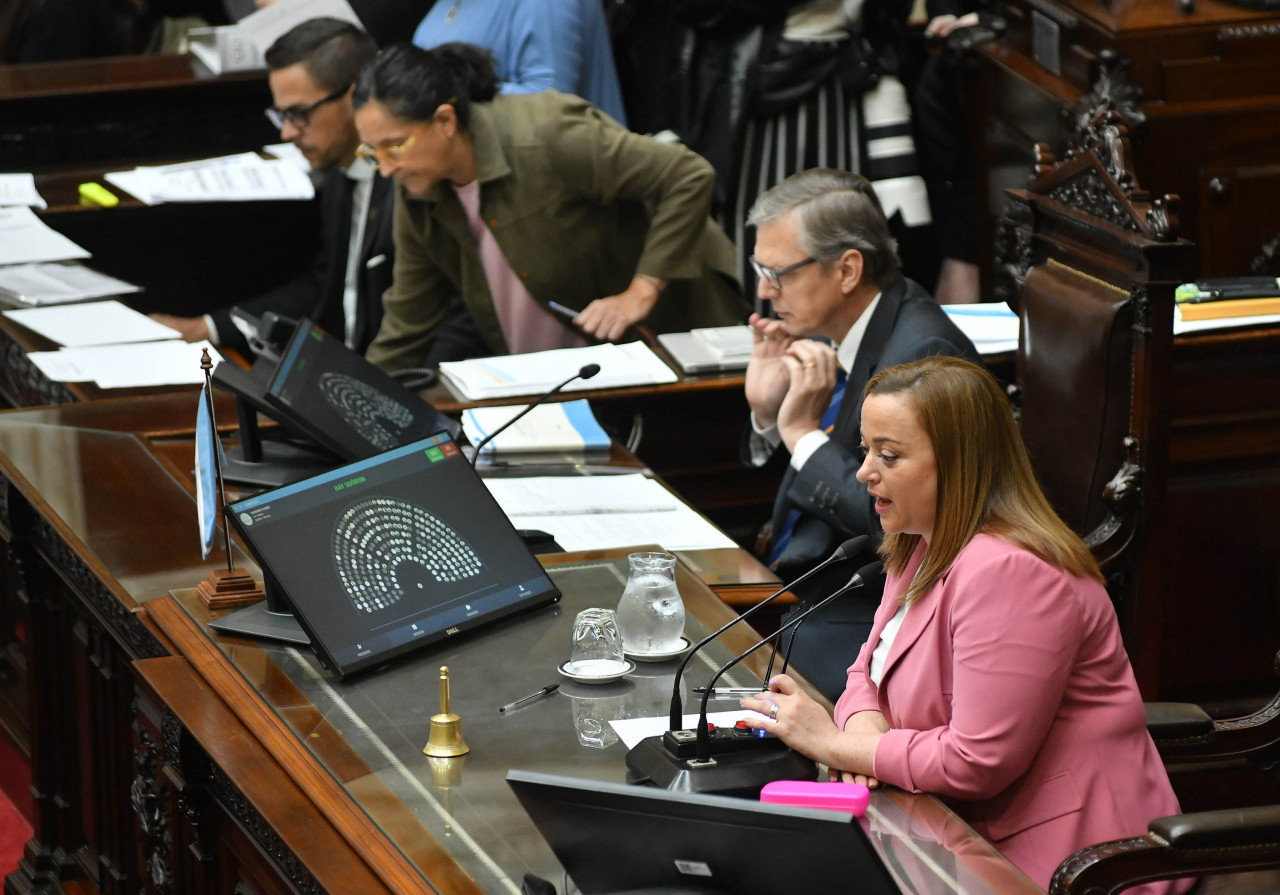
750,255,818,291
355,124,425,165
265,84,349,131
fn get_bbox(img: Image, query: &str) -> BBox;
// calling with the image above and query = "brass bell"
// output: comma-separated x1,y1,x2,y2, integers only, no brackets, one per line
423,665,469,757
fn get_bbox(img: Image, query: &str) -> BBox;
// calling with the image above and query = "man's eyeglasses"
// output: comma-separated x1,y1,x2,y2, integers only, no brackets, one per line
355,124,424,165
750,255,818,290
265,84,350,131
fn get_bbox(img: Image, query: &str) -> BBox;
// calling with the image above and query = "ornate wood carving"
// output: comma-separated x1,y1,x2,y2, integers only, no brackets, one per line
131,727,173,894
28,513,164,660
205,765,326,895
1071,49,1146,143
1028,119,1180,243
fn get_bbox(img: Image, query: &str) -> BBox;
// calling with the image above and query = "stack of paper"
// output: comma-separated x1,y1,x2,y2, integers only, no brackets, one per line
462,399,610,456
483,474,736,552
0,174,47,210
5,300,224,388
1175,304,1280,335
0,262,141,307
942,302,1020,355
439,341,678,400
105,153,315,205
0,207,91,265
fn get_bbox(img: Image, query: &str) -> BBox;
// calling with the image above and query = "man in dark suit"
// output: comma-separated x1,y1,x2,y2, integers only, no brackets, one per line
743,167,980,699
153,18,390,356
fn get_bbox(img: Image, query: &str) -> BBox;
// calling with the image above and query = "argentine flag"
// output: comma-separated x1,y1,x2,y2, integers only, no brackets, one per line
195,381,218,559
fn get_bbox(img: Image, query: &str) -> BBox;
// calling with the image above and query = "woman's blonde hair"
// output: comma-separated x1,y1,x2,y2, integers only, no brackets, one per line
867,356,1103,604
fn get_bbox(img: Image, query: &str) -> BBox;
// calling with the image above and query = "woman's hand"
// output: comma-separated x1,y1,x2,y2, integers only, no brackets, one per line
832,711,889,788
739,674,842,759
740,676,885,782
574,275,664,342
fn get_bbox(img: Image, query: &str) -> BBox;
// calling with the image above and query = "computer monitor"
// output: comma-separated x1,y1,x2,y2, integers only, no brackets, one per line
222,432,561,679
262,317,457,462
506,770,899,895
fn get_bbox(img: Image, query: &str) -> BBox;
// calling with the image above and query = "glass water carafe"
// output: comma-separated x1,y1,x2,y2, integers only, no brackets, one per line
616,551,685,654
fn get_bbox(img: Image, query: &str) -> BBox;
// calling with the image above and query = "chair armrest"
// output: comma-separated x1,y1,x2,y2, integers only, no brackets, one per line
1151,805,1280,850
1145,701,1215,742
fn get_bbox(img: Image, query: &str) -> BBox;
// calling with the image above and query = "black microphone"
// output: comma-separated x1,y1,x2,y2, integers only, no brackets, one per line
468,363,601,466
666,536,867,730
692,560,884,763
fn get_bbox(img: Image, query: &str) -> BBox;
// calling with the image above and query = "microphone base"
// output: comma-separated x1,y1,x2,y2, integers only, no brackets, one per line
624,735,818,798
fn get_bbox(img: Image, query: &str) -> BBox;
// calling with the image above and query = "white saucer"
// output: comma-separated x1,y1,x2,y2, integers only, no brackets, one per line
558,658,635,684
624,637,692,663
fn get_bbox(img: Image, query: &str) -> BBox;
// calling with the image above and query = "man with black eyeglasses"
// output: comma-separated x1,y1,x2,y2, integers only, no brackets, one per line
153,18,392,356
741,168,979,701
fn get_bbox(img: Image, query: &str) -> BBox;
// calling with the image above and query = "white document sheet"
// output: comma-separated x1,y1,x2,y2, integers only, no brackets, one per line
29,340,222,388
610,711,760,750
483,474,736,551
0,207,91,265
942,302,1020,355
237,0,364,53
0,174,46,209
5,301,179,347
0,262,141,306
439,341,678,400
105,153,314,205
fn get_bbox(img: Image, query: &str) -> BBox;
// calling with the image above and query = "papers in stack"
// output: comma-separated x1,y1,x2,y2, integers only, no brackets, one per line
439,341,678,400
7,300,223,388
28,340,223,389
0,262,141,307
4,301,177,347
0,207,91,265
0,174,46,210
658,325,753,373
1174,304,1280,334
942,302,1019,355
483,474,736,552
462,399,609,456
105,153,315,205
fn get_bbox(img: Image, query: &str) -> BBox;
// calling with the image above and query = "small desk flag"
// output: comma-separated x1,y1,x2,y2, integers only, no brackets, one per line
195,380,218,559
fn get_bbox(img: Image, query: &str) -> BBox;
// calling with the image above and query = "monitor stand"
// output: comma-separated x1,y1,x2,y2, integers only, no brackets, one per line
209,572,309,645
215,361,337,488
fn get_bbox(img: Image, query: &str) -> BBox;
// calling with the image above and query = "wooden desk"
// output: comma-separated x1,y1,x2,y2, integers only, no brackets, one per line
0,54,278,173
0,393,1041,895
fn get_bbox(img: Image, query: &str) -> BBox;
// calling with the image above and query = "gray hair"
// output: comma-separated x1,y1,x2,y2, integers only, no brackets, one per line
747,168,901,287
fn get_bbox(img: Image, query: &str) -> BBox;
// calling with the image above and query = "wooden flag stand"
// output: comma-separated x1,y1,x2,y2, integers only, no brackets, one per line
196,348,265,610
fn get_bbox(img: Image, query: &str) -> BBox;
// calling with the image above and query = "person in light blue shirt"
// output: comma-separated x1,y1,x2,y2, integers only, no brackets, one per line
412,0,627,126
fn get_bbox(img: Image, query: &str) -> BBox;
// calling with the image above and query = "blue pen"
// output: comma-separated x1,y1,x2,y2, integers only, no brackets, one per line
548,301,580,319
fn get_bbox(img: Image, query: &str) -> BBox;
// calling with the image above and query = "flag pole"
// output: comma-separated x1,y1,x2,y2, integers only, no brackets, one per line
196,349,264,609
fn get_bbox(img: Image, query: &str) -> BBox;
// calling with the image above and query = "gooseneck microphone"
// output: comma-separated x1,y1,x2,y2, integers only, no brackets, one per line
468,363,601,466
692,560,884,763
666,536,868,730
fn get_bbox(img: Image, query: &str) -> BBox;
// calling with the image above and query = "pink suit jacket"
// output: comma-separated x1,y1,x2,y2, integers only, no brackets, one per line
834,534,1184,893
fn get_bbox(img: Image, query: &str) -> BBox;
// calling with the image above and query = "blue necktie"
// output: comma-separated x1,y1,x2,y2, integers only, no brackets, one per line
768,367,848,568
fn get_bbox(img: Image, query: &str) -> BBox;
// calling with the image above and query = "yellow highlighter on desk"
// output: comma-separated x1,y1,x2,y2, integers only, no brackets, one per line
78,182,118,208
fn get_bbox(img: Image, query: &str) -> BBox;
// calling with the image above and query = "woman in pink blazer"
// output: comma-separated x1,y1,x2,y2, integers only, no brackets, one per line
740,356,1185,893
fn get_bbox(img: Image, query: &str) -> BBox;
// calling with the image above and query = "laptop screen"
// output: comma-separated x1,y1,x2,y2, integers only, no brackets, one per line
507,770,899,895
263,317,456,461
226,432,560,679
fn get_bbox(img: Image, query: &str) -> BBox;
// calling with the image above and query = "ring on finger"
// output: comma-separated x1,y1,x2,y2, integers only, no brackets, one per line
769,703,779,718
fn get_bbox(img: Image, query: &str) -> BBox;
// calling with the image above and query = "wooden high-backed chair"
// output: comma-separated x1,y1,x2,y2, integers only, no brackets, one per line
995,111,1193,696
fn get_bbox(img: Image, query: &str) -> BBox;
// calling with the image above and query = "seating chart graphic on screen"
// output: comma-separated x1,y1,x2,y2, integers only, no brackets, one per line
317,372,415,451
263,319,456,461
227,432,560,679
332,497,483,613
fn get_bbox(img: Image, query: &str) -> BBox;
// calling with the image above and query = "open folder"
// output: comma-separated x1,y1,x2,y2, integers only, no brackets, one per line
438,341,677,400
